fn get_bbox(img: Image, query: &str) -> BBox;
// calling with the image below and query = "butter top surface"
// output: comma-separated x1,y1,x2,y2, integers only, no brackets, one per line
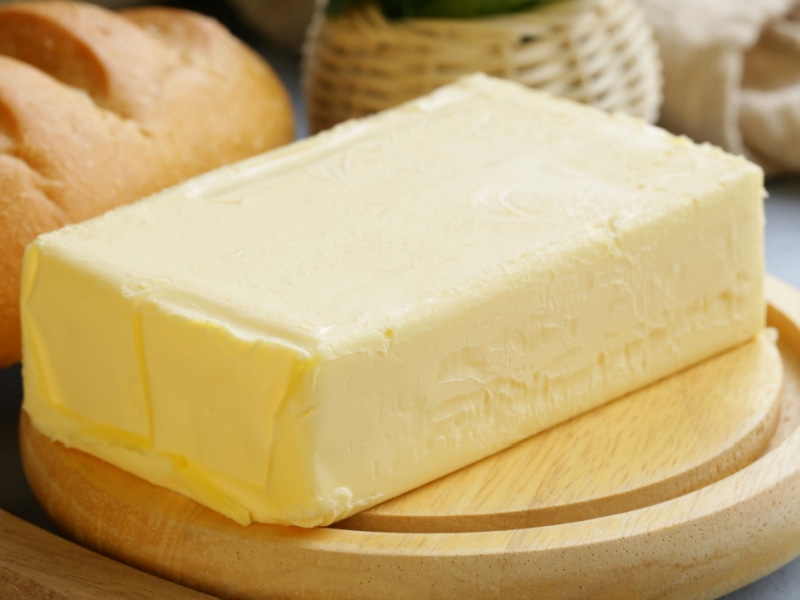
34,74,758,355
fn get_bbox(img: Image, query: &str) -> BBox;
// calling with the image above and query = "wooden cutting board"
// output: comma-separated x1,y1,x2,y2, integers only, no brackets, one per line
18,276,800,600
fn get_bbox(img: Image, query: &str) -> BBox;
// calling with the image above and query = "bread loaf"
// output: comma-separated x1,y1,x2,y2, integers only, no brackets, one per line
0,1,294,367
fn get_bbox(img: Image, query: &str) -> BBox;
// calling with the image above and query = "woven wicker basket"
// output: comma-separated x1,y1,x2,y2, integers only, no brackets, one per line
303,0,662,133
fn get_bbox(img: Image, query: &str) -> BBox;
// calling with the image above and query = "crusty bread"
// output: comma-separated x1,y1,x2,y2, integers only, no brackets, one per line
0,1,294,367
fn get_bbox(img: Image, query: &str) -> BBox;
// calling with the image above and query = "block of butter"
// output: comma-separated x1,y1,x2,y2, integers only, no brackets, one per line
21,75,765,527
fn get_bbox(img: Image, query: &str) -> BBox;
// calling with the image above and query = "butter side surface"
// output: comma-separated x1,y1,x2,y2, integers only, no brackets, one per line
21,74,765,527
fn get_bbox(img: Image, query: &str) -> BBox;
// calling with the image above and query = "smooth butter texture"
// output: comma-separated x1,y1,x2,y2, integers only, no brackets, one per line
21,75,765,527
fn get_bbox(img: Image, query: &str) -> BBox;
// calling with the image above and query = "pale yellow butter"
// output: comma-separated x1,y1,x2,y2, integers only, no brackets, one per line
21,75,765,527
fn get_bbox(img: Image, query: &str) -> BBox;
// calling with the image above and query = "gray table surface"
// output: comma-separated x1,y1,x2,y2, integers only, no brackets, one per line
1,3,799,597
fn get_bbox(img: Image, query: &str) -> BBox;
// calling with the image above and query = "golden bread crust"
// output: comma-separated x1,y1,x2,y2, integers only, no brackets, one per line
0,1,294,366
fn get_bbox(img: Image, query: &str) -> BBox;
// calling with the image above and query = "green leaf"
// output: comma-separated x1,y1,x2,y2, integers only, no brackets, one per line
387,0,556,18
327,0,561,18
325,0,356,16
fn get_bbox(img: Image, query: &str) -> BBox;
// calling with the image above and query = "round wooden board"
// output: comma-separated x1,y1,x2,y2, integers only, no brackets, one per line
19,276,800,600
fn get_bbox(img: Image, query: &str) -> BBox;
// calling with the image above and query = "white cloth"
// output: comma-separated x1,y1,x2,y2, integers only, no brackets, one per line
640,0,800,174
